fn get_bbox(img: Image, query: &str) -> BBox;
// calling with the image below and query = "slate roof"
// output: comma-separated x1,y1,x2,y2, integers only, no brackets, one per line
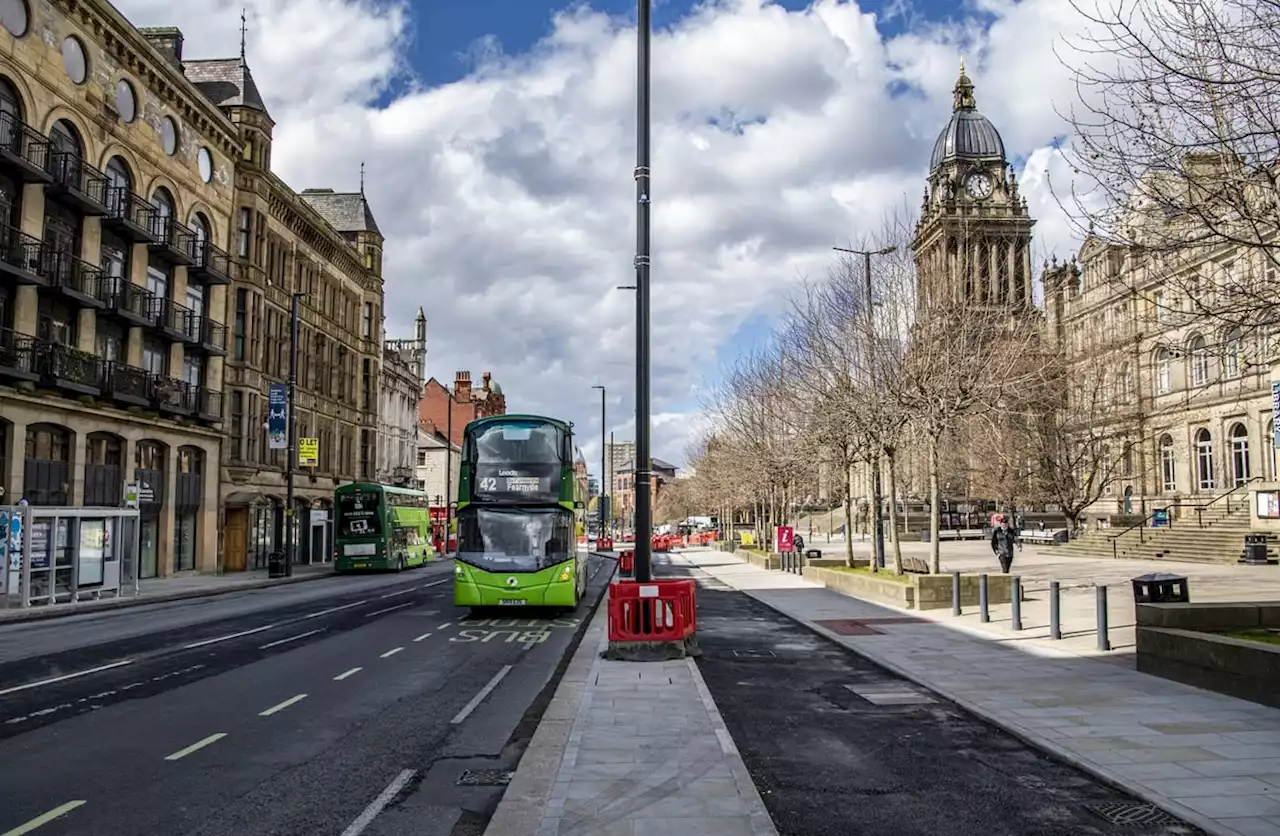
930,68,1005,170
299,189,383,236
183,59,270,115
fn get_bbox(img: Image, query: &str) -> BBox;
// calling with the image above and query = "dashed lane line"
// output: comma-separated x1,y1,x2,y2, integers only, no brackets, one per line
450,665,512,725
164,733,227,762
378,588,415,599
0,800,87,836
419,579,450,589
380,647,403,659
183,624,280,649
259,694,308,716
412,632,432,643
436,621,453,630
259,629,324,650
364,602,416,618
0,660,135,698
303,600,368,619
334,667,362,681
339,769,417,836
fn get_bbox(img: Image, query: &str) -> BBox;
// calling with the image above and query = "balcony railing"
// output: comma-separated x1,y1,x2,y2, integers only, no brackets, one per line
0,224,47,285
102,276,157,326
161,299,200,342
198,317,228,353
197,387,223,421
36,342,105,394
44,250,109,308
103,187,158,243
148,215,196,264
0,111,52,182
105,362,153,406
191,241,231,285
0,326,38,381
47,152,109,215
153,377,196,414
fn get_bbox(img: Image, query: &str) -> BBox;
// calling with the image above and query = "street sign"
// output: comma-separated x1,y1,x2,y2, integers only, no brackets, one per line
298,437,319,468
776,525,795,553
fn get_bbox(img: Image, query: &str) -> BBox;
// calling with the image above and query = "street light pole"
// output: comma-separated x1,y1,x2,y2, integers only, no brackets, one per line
633,0,654,583
445,384,453,556
284,291,304,577
592,385,606,542
831,245,896,571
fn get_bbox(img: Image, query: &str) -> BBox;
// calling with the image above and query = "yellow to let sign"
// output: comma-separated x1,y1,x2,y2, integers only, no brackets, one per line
298,437,319,467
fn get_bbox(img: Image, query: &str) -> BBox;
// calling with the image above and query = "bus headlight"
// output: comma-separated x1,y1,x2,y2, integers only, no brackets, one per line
455,564,464,577
558,567,571,582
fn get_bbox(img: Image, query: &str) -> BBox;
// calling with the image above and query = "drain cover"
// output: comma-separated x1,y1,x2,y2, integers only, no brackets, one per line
732,649,776,658
457,769,514,787
1084,802,1187,827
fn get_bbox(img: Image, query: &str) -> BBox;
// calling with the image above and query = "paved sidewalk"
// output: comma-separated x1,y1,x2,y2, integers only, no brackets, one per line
0,561,338,624
485,592,776,836
683,549,1280,836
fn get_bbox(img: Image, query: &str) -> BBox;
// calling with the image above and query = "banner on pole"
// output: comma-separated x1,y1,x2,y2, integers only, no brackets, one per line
268,384,288,450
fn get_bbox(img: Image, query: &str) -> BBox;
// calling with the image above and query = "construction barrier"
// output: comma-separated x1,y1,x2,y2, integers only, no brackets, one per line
596,537,614,551
607,578,697,643
618,549,634,576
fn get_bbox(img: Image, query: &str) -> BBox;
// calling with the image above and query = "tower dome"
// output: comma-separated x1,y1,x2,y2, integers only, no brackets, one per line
930,63,1006,171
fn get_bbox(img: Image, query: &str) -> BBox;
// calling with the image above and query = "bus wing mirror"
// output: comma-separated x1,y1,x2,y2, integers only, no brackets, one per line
575,501,585,509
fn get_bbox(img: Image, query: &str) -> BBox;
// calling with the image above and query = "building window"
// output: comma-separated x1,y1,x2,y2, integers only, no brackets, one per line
1159,436,1177,494
146,259,170,301
100,228,129,282
186,282,204,319
236,207,251,258
1195,428,1216,492
1230,423,1250,488
37,295,77,346
362,358,373,410
142,338,167,376
182,353,203,388
24,423,71,506
84,432,123,507
230,391,244,461
1155,349,1172,395
96,321,123,363
234,288,247,360
362,302,373,338
1223,328,1243,379
1189,335,1211,386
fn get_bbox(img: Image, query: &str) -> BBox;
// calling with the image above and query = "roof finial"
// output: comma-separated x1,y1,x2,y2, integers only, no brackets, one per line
359,161,365,195
960,57,965,76
239,8,247,64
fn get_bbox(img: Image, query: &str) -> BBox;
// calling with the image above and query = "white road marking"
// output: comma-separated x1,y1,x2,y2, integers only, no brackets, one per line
380,647,403,658
378,588,414,599
0,800,87,835
436,621,453,630
339,769,417,836
183,624,279,649
334,667,362,681
303,600,367,619
364,602,415,618
450,665,513,725
0,660,134,697
259,629,324,649
259,693,308,716
419,579,449,589
164,733,227,761
412,632,433,642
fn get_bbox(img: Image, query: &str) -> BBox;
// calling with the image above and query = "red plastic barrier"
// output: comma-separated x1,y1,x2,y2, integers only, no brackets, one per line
618,549,634,576
597,537,614,551
607,579,697,643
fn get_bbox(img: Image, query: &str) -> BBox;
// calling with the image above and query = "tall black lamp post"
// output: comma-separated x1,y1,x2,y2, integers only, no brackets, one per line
591,385,607,541
632,0,654,583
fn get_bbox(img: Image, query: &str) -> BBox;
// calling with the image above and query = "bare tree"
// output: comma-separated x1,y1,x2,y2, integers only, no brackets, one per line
1057,0,1280,333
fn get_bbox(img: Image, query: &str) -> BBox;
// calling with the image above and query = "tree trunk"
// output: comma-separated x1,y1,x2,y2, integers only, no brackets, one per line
844,460,855,566
929,430,942,575
886,447,904,575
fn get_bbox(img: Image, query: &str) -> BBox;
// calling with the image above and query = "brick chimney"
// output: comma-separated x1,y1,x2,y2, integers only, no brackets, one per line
454,370,471,403
481,371,491,392
138,27,184,70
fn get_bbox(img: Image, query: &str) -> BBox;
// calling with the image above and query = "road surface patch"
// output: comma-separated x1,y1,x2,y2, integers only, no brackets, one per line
164,733,226,761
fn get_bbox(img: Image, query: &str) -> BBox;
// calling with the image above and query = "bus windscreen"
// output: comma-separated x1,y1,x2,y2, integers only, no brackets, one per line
455,506,574,573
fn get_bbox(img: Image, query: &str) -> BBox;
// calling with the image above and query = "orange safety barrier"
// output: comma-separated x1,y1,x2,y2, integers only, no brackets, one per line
607,579,697,643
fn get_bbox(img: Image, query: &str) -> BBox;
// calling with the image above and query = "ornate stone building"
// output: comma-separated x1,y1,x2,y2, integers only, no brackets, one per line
151,42,387,571
0,1,238,577
378,308,426,487
417,370,507,449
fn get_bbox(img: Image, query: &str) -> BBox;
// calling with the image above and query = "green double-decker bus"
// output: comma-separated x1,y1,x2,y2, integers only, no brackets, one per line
452,415,588,610
333,483,435,573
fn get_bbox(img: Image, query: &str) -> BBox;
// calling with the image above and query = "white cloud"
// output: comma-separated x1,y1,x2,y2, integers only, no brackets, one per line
115,0,1099,474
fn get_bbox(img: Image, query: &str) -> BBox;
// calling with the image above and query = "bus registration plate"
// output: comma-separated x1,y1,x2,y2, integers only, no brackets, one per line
498,598,524,606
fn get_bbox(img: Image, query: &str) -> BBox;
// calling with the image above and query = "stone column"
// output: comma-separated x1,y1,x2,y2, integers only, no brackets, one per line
3,418,25,502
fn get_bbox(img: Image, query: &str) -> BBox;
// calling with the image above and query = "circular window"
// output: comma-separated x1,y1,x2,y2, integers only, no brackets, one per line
197,147,213,183
115,79,136,123
61,36,87,85
0,0,29,38
161,116,178,156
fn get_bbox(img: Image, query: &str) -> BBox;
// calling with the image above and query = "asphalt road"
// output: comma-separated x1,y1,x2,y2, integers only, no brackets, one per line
684,564,1206,836
0,555,612,836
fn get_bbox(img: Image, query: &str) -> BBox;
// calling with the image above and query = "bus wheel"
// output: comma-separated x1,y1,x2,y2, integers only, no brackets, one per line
396,556,405,572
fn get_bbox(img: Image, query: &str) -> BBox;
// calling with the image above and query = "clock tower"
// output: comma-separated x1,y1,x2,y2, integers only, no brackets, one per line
912,64,1035,316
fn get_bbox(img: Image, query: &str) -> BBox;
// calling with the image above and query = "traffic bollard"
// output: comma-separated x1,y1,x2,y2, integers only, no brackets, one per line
952,571,962,616
1010,576,1022,631
1096,585,1111,651
1049,581,1061,640
979,574,990,623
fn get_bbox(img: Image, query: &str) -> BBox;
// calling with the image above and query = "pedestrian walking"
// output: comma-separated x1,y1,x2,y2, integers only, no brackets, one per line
990,515,1020,573
793,533,805,556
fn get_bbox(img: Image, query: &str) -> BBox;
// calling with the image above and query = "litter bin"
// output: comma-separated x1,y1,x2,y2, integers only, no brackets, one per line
268,550,287,579
805,549,822,560
1131,572,1189,604
1241,533,1273,566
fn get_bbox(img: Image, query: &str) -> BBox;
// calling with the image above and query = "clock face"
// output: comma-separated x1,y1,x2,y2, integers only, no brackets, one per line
965,172,993,199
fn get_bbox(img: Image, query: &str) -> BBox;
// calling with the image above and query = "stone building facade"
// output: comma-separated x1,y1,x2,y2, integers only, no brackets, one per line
378,308,425,488
0,0,239,577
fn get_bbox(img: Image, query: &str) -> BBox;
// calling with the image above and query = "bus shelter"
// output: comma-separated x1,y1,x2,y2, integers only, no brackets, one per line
1,504,141,610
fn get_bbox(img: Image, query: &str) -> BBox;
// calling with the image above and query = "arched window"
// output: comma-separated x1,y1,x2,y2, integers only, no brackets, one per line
189,211,211,249
1229,423,1251,488
1189,335,1211,386
151,186,174,220
23,423,71,505
1117,362,1133,402
0,74,24,138
1195,428,1216,491
1159,434,1176,493
1222,327,1243,379
84,431,123,506
48,118,81,158
1155,348,1173,394
105,156,132,193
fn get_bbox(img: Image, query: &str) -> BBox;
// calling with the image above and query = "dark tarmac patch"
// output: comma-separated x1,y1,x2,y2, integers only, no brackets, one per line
684,568,1206,836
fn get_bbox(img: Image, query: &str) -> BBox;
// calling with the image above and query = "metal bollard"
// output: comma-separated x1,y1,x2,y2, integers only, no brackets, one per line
1010,576,1022,631
952,571,962,616
1096,585,1111,651
1049,581,1061,640
979,573,990,623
